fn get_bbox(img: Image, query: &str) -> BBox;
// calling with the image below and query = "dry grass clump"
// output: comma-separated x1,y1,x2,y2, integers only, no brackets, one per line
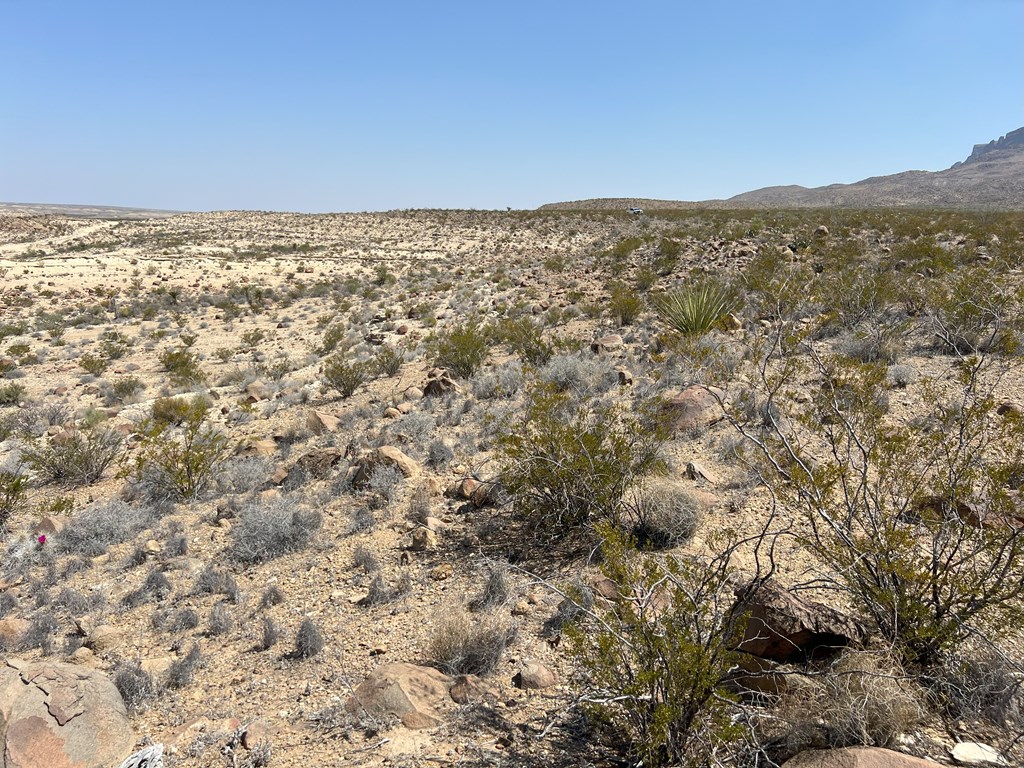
230,499,322,564
428,610,518,676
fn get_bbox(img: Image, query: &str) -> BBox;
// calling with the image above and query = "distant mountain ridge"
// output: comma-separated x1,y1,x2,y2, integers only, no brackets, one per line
540,127,1024,211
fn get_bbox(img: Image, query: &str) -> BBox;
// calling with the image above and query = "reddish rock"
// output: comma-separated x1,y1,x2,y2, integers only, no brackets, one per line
661,386,726,433
346,662,454,729
513,660,558,690
783,747,938,767
306,410,340,434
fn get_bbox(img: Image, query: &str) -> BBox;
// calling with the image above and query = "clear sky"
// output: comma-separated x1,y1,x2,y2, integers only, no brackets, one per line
1,0,1022,212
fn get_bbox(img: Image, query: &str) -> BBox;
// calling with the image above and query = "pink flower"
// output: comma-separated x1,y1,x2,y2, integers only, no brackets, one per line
36,535,46,546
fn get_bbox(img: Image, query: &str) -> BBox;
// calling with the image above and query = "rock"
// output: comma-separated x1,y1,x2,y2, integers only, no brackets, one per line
0,660,137,768
290,448,344,480
85,624,122,653
661,386,726,433
430,563,453,580
513,661,558,690
269,466,289,486
346,662,455,729
245,380,270,402
241,719,275,750
408,528,438,552
396,402,414,415
996,400,1023,419
616,368,633,386
144,539,161,555
245,438,278,457
384,407,402,419
405,387,424,401
140,656,175,683
814,225,830,238
423,370,460,397
685,460,718,484
951,742,1008,766
449,675,498,705
395,323,410,335
590,334,623,353
722,312,744,331
451,477,479,500
306,410,340,434
0,618,29,647
732,581,864,663
783,747,938,767
32,516,67,538
423,516,446,532
354,447,421,485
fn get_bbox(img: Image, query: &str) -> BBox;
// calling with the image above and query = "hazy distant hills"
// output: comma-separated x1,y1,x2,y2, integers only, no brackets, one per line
0,202,184,219
541,127,1024,211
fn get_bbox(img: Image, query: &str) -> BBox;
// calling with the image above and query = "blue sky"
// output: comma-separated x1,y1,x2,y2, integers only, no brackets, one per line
1,1,1021,212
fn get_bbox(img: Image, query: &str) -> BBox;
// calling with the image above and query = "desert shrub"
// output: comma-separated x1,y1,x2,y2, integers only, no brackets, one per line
259,586,285,609
565,526,746,768
428,610,518,676
77,352,110,376
352,544,380,573
886,364,919,389
207,603,233,636
0,469,28,534
431,319,490,378
230,499,322,564
622,482,702,549
192,566,240,601
926,267,1020,355
129,404,230,502
21,614,59,654
494,317,553,366
113,661,158,713
365,465,404,507
166,643,203,689
123,569,173,608
653,282,735,335
319,323,347,355
837,324,904,365
739,353,1024,667
608,282,644,326
22,425,124,488
293,618,324,659
59,500,153,556
109,376,145,403
539,353,617,398
394,411,436,444
151,395,206,426
257,616,282,651
347,506,376,535
930,640,1024,725
372,345,405,377
781,651,924,749
216,456,270,494
164,608,200,632
322,355,370,398
159,347,205,387
471,361,523,400
0,592,17,618
495,386,667,545
469,564,511,611
0,382,26,405
426,440,454,469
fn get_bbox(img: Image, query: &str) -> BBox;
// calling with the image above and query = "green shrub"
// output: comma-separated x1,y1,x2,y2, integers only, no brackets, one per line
151,395,208,427
372,345,405,377
653,282,734,335
322,355,370,398
0,383,25,405
110,376,145,403
319,322,347,355
431,319,490,378
565,526,745,767
493,317,553,366
495,386,667,544
77,353,110,376
0,469,28,533
609,282,644,326
23,425,124,488
159,347,205,387
129,405,230,502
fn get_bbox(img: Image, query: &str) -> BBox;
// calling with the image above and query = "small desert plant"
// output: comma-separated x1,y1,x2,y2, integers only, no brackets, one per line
159,347,206,387
151,395,206,426
353,544,380,573
0,469,28,533
259,586,285,609
129,402,230,502
207,603,234,636
58,500,153,556
22,424,124,488
431,319,490,378
609,282,644,326
469,563,511,611
653,282,734,335
622,482,703,549
230,499,322,564
494,317,554,366
77,352,110,376
372,345,405,377
0,382,26,405
166,643,203,689
257,616,282,651
109,376,145,403
293,618,324,659
322,355,370,398
426,440,454,469
113,661,158,713
428,610,518,676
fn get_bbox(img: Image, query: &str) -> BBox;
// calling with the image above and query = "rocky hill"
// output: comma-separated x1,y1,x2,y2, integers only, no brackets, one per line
541,127,1024,211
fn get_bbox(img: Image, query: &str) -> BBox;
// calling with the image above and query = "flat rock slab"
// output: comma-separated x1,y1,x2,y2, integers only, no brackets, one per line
0,660,137,768
346,662,454,729
783,746,939,767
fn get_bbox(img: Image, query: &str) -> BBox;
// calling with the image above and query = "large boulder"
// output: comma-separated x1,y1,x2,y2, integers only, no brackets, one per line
783,747,937,767
346,663,454,729
661,386,726,433
732,581,865,663
353,447,421,486
0,659,137,768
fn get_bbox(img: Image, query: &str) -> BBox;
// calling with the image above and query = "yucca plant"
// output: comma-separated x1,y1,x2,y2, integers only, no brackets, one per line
653,283,734,335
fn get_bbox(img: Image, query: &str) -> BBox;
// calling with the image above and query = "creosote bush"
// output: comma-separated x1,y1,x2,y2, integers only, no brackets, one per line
430,319,490,378
0,469,28,534
22,424,124,488
495,385,667,545
322,354,370,398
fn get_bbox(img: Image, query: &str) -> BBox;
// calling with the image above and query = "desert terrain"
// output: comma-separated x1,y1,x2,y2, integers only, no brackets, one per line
1,206,1024,767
